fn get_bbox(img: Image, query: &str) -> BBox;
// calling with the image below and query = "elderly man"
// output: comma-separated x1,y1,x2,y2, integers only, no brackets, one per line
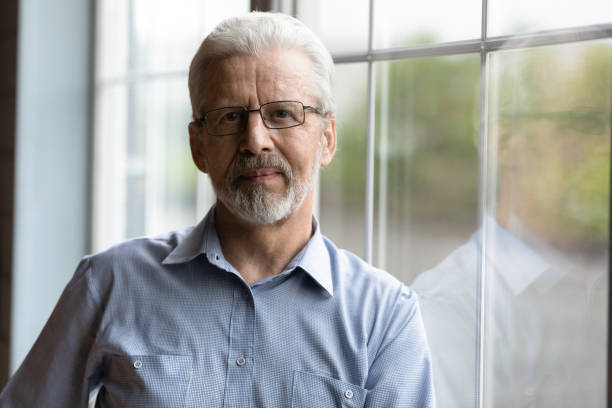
0,12,434,407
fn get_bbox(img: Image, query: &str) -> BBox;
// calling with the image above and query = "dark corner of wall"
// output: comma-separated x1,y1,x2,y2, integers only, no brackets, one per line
0,0,18,389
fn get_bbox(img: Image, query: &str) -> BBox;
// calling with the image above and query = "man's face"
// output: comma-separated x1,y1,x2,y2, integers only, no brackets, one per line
188,48,336,224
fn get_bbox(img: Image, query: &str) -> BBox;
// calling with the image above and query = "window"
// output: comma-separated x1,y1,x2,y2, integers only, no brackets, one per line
290,1,611,407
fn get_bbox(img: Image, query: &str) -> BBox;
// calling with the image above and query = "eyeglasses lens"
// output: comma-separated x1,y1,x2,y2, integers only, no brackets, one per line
260,101,305,129
206,108,246,136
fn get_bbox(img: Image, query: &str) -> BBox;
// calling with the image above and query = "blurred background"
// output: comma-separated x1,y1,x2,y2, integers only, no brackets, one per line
0,0,610,406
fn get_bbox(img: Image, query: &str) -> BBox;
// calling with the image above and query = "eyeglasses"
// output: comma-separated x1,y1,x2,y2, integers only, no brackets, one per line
197,100,321,136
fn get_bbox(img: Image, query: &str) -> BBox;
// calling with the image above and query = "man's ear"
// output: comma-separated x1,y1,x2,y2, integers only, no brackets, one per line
188,121,209,173
320,114,337,167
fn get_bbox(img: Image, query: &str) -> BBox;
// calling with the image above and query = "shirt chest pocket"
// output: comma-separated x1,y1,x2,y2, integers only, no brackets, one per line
292,370,366,408
100,354,193,408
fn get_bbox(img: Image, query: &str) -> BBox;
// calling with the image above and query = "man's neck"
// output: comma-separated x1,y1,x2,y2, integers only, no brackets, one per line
214,195,315,286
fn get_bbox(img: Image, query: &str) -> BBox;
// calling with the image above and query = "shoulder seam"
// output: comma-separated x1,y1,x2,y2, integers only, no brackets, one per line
79,256,103,309
369,282,415,365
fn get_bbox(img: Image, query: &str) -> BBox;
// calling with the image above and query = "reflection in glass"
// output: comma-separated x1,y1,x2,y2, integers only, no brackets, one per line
410,41,611,408
483,40,610,407
296,0,369,55
374,0,481,49
319,63,368,258
489,0,612,37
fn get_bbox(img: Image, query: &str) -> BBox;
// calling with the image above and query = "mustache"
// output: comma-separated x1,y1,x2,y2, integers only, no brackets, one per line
226,152,293,185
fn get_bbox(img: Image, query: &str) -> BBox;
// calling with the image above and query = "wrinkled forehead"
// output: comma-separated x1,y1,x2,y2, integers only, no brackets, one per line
198,49,317,111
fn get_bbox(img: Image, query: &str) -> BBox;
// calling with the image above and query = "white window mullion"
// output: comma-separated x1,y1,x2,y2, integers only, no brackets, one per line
375,62,390,270
364,0,376,263
145,82,163,235
476,0,490,406
92,85,128,252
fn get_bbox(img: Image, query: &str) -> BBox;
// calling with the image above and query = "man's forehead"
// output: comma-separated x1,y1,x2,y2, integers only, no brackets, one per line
199,49,316,108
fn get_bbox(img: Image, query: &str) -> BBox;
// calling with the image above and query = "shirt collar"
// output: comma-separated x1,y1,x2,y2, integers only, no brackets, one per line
283,217,333,296
481,216,566,296
162,206,334,296
161,210,212,265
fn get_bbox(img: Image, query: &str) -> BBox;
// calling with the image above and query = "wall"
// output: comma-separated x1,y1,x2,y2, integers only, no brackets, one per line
9,0,93,377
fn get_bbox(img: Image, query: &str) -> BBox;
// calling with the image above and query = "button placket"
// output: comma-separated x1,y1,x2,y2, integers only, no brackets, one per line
222,287,256,407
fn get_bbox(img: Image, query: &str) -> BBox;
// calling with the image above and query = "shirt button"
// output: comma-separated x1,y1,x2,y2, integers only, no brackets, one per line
236,356,246,366
215,254,220,261
133,359,142,369
344,389,353,399
242,288,250,298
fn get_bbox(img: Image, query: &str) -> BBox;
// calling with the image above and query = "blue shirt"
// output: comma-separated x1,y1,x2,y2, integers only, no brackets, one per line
0,207,434,407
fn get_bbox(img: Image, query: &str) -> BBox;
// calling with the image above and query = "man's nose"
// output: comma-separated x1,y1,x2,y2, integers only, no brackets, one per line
239,110,275,154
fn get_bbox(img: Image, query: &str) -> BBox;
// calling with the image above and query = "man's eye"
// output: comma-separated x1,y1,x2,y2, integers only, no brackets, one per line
223,112,240,121
273,110,289,119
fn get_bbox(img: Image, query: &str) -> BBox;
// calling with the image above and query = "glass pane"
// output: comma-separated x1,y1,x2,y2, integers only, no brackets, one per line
132,0,250,74
296,0,369,55
129,77,199,238
374,0,481,49
375,55,480,280
484,40,611,406
95,2,250,249
376,55,480,407
319,63,368,258
489,0,612,37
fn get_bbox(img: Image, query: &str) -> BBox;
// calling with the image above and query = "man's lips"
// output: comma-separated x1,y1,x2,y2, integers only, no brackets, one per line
238,168,283,181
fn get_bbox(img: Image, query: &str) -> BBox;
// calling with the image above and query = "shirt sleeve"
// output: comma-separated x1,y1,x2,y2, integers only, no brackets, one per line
364,286,436,407
0,257,103,407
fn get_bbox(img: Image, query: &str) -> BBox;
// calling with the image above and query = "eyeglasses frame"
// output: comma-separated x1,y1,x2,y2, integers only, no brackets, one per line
196,100,322,136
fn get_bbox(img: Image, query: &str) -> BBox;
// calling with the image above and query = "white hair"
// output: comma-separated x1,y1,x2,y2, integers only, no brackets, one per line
188,12,335,120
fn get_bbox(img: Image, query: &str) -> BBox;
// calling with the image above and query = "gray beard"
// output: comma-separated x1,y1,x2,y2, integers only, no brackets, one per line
211,148,321,224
